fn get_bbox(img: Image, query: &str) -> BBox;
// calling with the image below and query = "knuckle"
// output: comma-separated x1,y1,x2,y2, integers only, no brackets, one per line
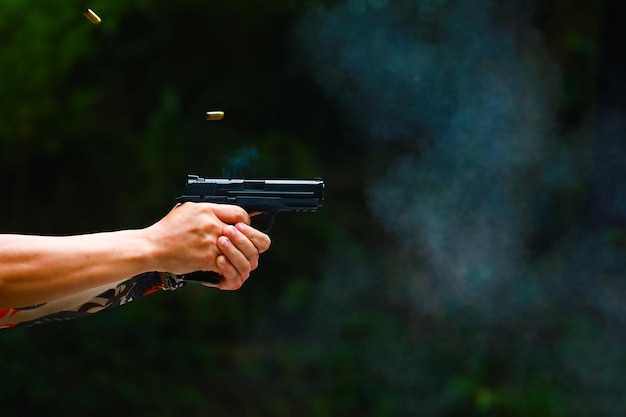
225,280,243,291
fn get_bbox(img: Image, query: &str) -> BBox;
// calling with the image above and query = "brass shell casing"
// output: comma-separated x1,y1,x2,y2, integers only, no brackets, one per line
206,111,225,121
84,9,101,25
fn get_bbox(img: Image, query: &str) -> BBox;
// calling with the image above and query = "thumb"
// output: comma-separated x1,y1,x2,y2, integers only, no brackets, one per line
211,204,251,225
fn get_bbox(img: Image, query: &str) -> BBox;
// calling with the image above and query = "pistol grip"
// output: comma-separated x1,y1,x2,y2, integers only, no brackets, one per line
183,271,220,285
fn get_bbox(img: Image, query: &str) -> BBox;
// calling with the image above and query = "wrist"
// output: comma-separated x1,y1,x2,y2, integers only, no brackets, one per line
136,225,166,273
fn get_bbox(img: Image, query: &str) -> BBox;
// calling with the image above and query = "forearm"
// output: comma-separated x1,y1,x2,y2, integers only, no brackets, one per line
0,202,271,310
0,230,154,308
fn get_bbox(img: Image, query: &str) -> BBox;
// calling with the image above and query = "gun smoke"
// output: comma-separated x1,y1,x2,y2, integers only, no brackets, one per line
294,0,626,412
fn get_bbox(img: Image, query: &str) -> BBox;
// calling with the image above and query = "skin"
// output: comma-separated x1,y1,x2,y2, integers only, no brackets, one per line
0,202,271,308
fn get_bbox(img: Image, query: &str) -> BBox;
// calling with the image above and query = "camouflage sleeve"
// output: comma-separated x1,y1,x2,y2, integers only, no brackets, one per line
0,272,185,329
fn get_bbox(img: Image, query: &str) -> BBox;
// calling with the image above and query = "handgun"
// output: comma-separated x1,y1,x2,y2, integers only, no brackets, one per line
175,174,325,284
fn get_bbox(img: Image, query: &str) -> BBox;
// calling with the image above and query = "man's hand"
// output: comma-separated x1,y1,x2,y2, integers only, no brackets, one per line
145,202,271,290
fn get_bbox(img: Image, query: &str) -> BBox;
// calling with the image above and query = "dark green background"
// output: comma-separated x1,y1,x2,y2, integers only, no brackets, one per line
1,1,625,415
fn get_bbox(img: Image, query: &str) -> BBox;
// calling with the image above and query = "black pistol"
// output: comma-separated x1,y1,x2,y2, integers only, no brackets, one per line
176,175,325,230
175,175,325,284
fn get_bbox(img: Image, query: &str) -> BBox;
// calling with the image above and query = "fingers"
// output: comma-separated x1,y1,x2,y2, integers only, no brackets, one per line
203,223,271,290
233,223,271,254
201,252,239,290
217,234,250,290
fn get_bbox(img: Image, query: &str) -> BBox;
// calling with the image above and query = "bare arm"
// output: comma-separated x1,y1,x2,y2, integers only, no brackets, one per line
0,202,271,308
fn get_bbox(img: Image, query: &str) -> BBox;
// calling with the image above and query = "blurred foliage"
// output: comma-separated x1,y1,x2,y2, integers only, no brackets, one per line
1,1,625,416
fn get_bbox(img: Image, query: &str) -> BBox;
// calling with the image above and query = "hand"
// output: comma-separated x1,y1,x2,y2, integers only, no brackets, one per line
145,203,271,289
213,222,271,290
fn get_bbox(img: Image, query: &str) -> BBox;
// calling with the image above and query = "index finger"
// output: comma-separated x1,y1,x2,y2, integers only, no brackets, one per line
210,204,251,225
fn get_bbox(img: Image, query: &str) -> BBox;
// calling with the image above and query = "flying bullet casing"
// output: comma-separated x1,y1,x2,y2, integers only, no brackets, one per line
83,9,101,25
206,111,224,121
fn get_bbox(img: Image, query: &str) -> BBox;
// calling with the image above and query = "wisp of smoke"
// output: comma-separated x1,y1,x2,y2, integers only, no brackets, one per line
297,0,565,318
296,1,626,410
221,146,260,178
